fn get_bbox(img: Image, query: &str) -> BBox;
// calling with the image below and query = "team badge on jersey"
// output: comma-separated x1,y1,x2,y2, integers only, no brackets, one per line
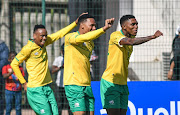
34,52,39,55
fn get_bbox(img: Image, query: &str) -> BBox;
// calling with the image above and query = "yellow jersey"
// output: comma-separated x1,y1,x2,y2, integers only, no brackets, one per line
64,28,105,86
102,30,133,85
10,22,77,88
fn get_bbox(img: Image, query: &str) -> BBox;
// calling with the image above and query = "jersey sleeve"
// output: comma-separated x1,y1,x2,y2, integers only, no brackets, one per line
20,66,25,77
10,46,30,84
45,22,77,46
68,28,105,44
110,32,125,47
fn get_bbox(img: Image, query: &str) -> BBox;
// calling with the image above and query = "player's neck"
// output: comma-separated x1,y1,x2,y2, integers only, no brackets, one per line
122,29,131,37
78,29,84,35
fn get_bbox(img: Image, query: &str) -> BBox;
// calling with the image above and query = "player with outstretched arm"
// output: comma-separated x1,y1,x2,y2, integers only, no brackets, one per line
100,15,163,115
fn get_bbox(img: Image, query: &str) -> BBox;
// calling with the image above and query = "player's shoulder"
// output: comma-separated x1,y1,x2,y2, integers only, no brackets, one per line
111,31,122,36
65,31,79,43
66,31,78,38
110,31,124,39
21,40,35,52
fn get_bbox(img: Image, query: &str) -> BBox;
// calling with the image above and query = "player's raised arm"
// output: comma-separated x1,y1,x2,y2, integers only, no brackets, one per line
75,12,88,24
118,14,163,46
120,30,163,45
67,17,115,45
46,12,89,45
103,18,115,31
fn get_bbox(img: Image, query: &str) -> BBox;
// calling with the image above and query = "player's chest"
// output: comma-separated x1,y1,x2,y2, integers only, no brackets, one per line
30,47,47,60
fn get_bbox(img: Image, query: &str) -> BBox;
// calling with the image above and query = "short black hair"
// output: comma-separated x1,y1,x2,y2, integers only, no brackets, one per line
33,24,46,33
120,15,135,26
78,14,94,25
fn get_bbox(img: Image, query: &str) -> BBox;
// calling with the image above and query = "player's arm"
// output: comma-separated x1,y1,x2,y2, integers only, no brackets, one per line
120,30,163,45
46,13,88,45
69,18,115,44
102,18,115,31
21,67,25,77
10,47,29,84
73,28,105,44
46,22,77,44
11,57,26,84
20,67,27,91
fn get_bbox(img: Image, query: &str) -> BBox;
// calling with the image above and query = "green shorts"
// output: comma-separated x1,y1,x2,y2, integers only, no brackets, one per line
27,85,58,115
100,78,129,109
65,85,95,112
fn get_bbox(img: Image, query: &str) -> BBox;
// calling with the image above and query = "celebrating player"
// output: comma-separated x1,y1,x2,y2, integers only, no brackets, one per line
10,13,85,115
100,15,163,115
64,14,114,115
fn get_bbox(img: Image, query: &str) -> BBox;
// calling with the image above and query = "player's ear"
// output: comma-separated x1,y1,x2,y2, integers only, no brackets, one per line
122,23,126,30
80,23,84,29
33,33,36,39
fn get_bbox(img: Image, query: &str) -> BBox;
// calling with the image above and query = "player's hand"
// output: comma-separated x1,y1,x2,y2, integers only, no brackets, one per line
103,18,115,31
153,30,163,39
75,12,88,24
23,82,27,92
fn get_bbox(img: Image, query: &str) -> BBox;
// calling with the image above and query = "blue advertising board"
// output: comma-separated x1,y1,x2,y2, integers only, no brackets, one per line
91,81,180,115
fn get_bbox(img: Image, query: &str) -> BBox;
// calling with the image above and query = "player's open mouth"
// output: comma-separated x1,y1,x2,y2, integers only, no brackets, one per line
40,40,46,46
41,40,46,45
134,30,138,34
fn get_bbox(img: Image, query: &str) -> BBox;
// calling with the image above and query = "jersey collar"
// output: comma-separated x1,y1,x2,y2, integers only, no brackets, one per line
77,31,80,35
29,38,34,43
120,30,125,35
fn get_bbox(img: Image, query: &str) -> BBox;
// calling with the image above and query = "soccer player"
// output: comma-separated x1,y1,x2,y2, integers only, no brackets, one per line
64,14,114,115
10,13,85,115
100,15,163,115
